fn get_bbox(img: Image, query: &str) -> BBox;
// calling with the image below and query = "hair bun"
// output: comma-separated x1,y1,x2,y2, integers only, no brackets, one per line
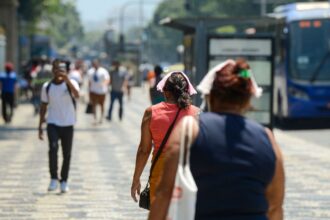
164,72,191,109
211,58,253,107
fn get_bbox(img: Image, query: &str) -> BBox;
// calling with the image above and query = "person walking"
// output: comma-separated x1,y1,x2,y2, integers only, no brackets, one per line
149,59,285,220
38,59,80,193
31,58,52,115
106,61,128,121
69,61,83,87
149,65,165,105
0,62,17,124
87,59,110,124
131,71,199,206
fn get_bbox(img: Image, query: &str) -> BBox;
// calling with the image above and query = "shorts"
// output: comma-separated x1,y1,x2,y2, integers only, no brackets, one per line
90,92,106,105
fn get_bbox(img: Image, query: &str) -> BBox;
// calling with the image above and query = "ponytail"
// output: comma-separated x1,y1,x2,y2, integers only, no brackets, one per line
163,72,191,109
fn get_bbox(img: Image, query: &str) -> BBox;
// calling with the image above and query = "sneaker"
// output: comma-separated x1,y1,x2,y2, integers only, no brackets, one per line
48,179,58,191
60,181,69,193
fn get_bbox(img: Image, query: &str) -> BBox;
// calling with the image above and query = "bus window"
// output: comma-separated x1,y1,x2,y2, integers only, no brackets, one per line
290,19,330,81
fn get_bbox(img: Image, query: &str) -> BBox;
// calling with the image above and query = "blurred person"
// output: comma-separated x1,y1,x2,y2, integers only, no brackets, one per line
69,61,83,87
106,61,128,121
149,59,285,220
126,67,135,101
31,57,52,114
139,61,152,89
20,60,32,100
87,59,110,124
149,65,165,105
0,62,17,123
38,59,80,193
131,71,199,205
147,69,155,86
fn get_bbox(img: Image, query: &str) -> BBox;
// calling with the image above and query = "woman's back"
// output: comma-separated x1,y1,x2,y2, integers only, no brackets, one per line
150,102,199,154
191,112,276,220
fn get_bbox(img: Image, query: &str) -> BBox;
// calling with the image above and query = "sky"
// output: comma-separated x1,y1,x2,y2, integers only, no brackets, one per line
76,0,164,32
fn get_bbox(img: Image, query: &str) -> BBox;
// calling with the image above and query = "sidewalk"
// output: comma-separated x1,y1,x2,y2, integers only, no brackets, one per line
0,88,150,220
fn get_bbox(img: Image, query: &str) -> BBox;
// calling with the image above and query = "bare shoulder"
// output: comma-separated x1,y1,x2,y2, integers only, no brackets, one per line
142,107,152,123
264,128,283,162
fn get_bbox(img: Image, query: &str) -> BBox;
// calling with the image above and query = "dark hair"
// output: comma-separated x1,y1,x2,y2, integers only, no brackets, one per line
52,58,67,72
52,59,62,69
210,58,253,107
154,65,163,77
163,72,191,109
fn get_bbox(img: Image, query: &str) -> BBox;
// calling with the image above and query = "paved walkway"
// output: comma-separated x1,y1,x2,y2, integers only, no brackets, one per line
0,87,329,219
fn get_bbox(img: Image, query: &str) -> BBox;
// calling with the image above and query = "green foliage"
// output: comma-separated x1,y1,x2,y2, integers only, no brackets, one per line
18,0,47,23
18,0,83,49
45,2,84,48
145,0,187,64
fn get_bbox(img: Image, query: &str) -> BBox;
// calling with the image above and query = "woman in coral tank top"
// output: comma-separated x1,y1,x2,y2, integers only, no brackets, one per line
131,71,199,206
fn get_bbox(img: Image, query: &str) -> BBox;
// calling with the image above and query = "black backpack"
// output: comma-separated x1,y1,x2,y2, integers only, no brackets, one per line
46,81,76,109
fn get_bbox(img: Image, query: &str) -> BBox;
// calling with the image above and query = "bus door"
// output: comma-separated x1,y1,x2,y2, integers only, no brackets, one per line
207,35,274,128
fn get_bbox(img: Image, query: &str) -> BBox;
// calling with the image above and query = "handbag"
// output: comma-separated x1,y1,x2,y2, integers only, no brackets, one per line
139,108,181,210
85,103,93,114
167,116,198,220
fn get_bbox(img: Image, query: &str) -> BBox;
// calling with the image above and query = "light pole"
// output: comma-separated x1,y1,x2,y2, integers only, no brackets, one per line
119,1,135,51
260,0,266,16
118,1,157,54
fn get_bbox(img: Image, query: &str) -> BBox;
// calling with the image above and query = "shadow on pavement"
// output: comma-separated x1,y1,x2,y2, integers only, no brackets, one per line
275,118,330,130
0,122,124,140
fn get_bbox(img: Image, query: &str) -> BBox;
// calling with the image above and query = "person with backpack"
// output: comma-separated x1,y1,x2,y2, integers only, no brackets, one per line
38,59,80,193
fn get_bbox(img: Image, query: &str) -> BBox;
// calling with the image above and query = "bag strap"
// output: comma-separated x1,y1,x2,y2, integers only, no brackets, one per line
46,80,76,110
147,108,181,182
179,116,194,167
65,83,76,110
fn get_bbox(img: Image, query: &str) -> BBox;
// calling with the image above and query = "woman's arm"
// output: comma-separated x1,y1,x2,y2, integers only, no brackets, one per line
265,128,285,220
148,116,199,220
131,107,153,202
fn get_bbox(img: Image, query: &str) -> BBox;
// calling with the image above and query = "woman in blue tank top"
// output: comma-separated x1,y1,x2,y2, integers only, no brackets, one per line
149,59,285,220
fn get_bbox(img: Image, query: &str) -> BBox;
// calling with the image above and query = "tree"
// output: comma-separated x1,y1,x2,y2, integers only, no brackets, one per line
145,0,187,64
18,0,83,50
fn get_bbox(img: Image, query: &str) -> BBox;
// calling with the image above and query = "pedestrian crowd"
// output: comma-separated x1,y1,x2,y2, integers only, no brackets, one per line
0,56,285,220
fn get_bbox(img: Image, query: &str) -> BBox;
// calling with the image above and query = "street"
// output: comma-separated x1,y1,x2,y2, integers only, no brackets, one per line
0,87,329,219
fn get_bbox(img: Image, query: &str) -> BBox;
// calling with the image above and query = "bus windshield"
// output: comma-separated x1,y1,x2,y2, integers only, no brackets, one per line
290,19,330,81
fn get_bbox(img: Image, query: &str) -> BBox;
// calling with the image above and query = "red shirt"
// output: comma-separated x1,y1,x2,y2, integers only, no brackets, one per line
150,102,199,155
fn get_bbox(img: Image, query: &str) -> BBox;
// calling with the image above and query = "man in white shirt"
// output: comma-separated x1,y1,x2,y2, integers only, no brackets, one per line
38,59,80,193
68,61,83,86
87,59,110,124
